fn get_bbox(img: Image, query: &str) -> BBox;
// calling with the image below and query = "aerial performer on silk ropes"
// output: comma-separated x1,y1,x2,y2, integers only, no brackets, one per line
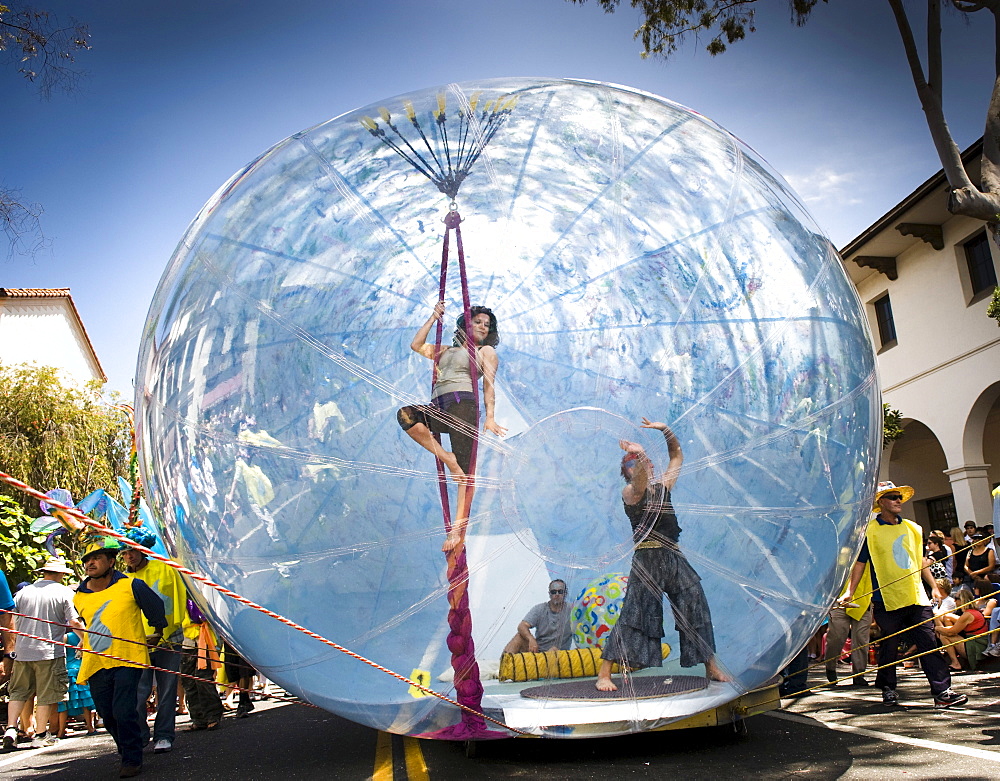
363,91,516,738
397,302,506,551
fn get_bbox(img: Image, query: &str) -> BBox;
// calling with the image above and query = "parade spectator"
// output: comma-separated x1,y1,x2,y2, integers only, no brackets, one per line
935,581,994,671
982,583,1000,658
964,521,978,544
223,644,256,719
179,598,222,731
2,558,83,751
122,528,187,754
840,482,967,708
972,578,998,614
985,525,997,556
502,580,572,654
965,534,996,582
925,536,952,580
825,585,872,687
0,569,15,688
74,538,166,778
949,526,971,585
932,578,957,616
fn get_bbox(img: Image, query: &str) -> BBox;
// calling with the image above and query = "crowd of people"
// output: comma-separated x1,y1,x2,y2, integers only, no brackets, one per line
813,481,1000,708
0,535,265,778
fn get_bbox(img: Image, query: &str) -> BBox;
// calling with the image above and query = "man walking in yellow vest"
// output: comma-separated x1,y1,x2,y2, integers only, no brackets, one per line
840,482,967,708
74,538,167,778
122,527,187,754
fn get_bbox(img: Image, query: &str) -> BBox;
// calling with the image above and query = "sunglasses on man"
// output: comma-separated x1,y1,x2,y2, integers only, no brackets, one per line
882,494,903,501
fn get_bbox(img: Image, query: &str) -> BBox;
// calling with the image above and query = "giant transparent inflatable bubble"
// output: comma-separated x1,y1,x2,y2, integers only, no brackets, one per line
136,78,880,739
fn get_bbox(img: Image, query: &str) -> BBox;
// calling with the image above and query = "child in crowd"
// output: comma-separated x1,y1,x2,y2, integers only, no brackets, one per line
932,578,957,616
56,630,95,738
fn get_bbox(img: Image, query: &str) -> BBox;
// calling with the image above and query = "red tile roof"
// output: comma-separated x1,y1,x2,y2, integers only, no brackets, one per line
0,287,72,297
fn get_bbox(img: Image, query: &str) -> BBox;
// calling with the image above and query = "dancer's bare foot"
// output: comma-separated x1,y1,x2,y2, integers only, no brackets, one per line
442,523,467,552
595,676,618,692
705,657,731,682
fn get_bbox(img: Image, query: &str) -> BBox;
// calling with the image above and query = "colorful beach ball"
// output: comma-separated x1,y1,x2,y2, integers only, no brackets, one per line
572,573,629,649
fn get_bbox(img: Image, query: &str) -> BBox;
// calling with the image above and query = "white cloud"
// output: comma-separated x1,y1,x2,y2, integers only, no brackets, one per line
786,165,863,207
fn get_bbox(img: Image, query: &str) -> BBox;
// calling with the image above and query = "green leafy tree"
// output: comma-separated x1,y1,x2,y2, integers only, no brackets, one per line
988,285,1000,326
0,362,132,517
883,403,905,447
0,494,50,589
568,1,1000,239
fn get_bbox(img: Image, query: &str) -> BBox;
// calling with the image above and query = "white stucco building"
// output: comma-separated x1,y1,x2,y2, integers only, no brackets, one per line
840,139,999,531
0,287,106,387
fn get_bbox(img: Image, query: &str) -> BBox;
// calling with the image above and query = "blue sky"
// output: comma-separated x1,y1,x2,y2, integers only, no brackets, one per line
2,0,993,395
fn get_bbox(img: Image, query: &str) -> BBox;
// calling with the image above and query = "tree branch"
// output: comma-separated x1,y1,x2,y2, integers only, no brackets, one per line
976,72,1000,200
952,1,1000,75
0,187,49,258
0,7,91,99
928,0,942,104
567,0,1000,225
887,0,982,203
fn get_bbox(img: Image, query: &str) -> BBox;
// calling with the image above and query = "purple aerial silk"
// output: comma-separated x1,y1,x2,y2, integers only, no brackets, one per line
418,211,507,740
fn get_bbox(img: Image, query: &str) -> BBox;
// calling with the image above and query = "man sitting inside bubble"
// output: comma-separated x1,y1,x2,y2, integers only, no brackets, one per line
503,580,573,655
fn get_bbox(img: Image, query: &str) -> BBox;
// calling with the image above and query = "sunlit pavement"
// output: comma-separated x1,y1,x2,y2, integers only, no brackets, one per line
3,668,1000,779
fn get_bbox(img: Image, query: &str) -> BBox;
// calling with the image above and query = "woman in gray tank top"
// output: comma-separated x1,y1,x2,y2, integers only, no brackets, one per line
397,302,506,550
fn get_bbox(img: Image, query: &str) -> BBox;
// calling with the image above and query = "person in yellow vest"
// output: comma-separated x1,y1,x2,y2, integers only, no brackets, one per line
74,538,166,779
840,482,968,708
824,583,873,688
121,527,187,755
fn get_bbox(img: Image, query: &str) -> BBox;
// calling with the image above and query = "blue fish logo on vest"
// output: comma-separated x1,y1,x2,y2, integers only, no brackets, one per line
892,534,913,571
88,602,114,653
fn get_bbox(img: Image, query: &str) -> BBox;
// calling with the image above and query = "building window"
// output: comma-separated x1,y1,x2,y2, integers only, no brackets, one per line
965,231,997,296
873,293,896,348
925,494,957,530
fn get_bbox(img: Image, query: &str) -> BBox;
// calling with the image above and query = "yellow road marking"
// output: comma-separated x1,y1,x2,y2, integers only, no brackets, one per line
404,736,430,781
408,668,433,698
373,730,393,780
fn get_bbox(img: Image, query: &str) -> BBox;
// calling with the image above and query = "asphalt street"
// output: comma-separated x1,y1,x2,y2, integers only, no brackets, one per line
3,664,1000,780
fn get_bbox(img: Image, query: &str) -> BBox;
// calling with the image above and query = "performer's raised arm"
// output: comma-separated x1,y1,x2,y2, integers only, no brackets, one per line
640,417,683,491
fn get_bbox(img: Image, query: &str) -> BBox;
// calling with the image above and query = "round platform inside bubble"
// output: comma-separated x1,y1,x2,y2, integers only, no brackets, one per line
520,674,709,702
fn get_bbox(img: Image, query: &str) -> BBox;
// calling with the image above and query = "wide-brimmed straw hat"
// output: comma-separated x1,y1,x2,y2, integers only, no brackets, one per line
872,480,914,510
38,557,74,575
